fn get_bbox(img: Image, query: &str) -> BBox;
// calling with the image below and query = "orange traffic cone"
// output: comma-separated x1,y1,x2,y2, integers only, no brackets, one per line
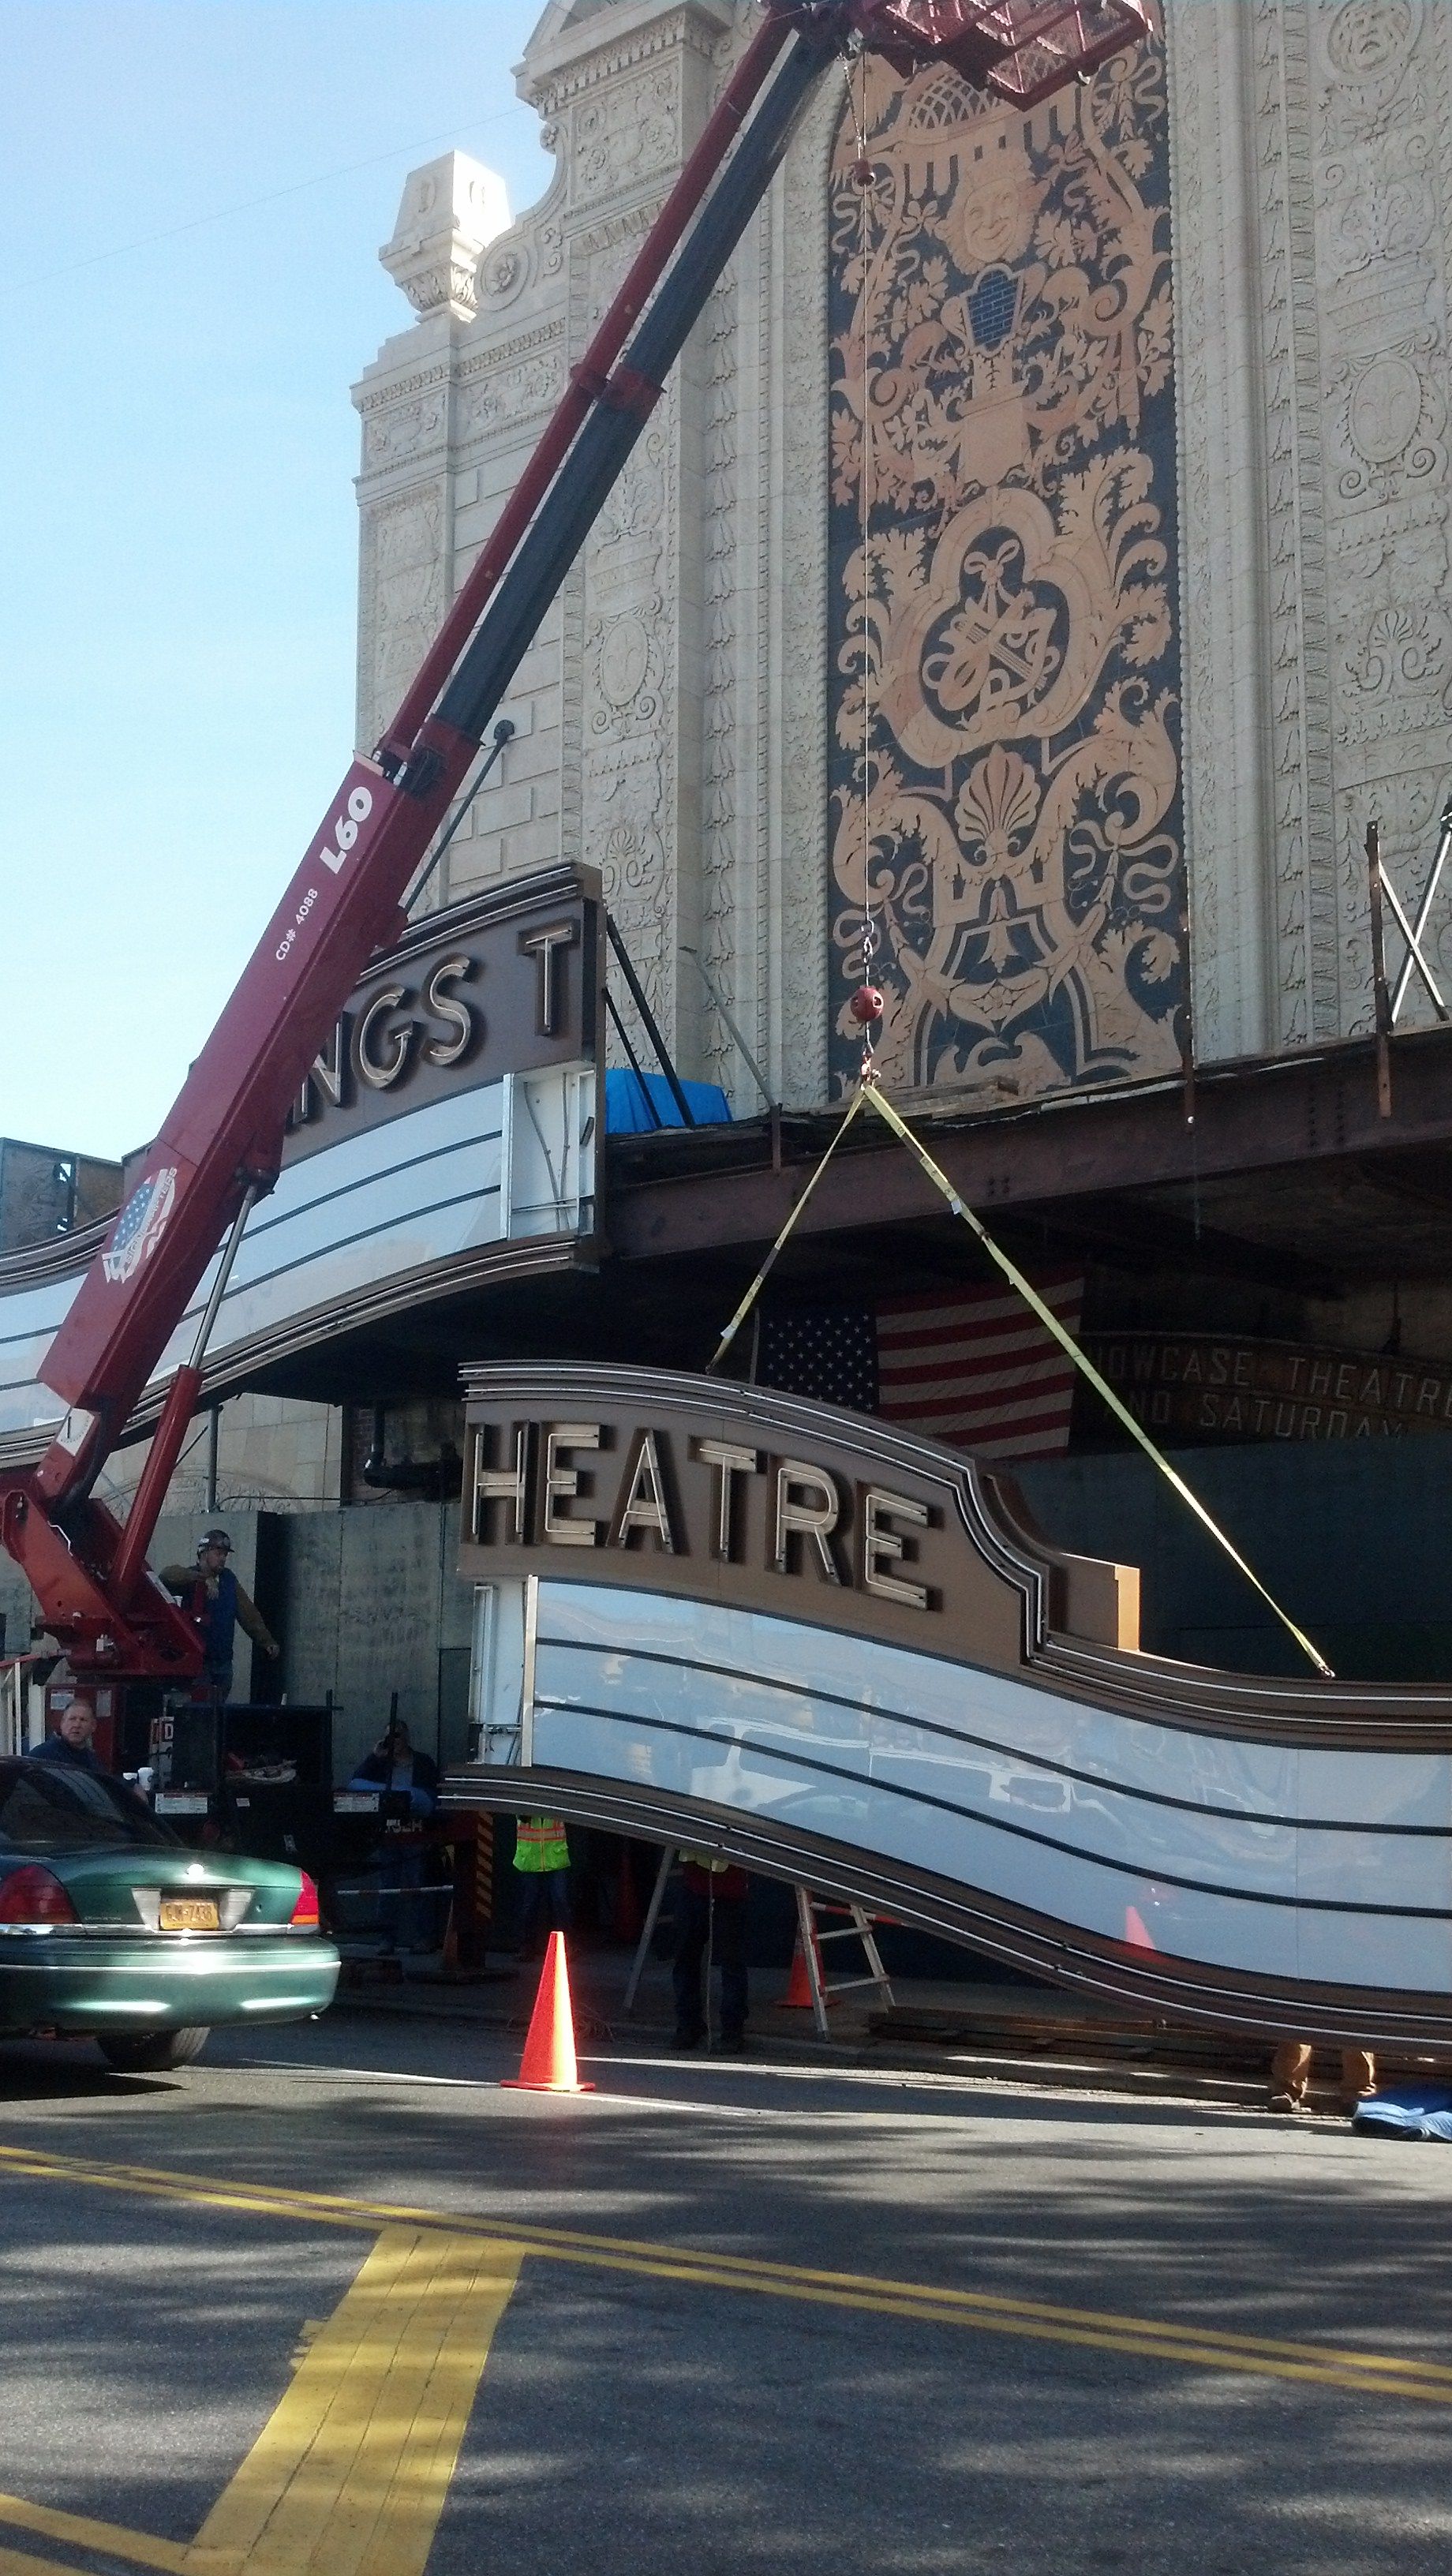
503,1931,593,2091
782,1923,829,2009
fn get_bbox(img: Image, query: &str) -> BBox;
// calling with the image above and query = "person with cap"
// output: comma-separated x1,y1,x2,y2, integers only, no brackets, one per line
159,1530,281,1707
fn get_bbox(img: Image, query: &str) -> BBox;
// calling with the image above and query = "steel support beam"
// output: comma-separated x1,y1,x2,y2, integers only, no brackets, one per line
607,1031,1452,1261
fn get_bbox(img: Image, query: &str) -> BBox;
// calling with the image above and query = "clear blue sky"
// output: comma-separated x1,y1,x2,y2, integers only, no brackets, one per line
2,1,549,1160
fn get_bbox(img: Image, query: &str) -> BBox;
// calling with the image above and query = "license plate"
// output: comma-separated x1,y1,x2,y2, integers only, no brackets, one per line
159,1896,220,1933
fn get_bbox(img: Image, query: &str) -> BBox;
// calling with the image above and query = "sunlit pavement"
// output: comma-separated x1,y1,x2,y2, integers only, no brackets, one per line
2,2009,1452,2575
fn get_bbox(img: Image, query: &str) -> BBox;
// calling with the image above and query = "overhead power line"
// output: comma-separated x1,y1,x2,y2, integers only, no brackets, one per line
6,103,533,301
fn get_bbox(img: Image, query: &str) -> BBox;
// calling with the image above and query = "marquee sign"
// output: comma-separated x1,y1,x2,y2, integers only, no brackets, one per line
459,1362,1140,1672
0,866,603,1461
1083,1332,1452,1446
285,869,598,1160
452,1362,1452,2050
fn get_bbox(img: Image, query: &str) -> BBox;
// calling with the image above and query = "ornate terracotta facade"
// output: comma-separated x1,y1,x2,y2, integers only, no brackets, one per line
351,0,1452,1108
826,36,1184,1100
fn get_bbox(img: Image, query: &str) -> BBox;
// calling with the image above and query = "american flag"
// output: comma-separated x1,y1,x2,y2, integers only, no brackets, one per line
756,1308,878,1413
758,1267,1084,1461
100,1164,178,1286
878,1269,1084,1459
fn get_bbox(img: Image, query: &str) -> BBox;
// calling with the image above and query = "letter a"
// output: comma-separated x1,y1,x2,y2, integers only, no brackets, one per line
610,1430,678,1552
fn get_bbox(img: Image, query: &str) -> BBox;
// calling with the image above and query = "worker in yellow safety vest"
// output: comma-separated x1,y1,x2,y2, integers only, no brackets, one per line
511,1814,571,1959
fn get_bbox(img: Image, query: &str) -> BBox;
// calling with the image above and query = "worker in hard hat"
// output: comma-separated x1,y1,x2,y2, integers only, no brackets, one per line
159,1529,281,1706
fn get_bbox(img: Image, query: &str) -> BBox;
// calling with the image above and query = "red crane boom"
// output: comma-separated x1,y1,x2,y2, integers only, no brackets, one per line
0,0,1149,1682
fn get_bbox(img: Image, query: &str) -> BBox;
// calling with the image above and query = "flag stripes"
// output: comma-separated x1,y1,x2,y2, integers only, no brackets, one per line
876,1270,1084,1460
755,1271,1086,1459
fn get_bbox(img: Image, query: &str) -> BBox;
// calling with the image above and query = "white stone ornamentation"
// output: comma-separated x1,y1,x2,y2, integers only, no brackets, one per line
380,152,511,320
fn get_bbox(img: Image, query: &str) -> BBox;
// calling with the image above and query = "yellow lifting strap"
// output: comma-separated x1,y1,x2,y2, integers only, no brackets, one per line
709,1082,1333,1681
707,1086,868,1373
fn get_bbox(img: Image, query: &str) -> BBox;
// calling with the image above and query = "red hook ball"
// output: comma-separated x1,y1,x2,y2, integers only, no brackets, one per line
849,984,885,1027
851,156,876,189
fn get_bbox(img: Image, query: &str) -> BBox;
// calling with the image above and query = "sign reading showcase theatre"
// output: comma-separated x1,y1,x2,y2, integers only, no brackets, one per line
0,865,603,1456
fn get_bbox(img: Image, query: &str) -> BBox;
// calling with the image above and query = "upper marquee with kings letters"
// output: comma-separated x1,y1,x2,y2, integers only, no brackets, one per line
0,866,604,1466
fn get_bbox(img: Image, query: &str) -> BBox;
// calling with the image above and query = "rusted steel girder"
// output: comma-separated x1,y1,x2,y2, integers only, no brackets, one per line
608,1031,1452,1265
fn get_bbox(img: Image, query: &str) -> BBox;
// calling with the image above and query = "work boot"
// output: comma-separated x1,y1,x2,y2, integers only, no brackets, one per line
671,2024,705,2051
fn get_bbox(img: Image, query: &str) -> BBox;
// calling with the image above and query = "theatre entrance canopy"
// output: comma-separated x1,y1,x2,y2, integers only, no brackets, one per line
452,1362,1452,2054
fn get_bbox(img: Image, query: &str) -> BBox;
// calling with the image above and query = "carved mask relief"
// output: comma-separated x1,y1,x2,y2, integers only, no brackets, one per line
826,30,1186,1100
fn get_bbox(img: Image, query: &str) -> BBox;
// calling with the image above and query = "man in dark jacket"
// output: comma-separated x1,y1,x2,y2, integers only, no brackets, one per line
159,1530,281,1705
346,1723,441,1953
672,1852,750,2053
348,1720,440,1810
32,1696,107,1775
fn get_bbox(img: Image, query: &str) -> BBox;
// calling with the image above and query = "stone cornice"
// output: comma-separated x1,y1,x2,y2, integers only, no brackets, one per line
457,318,567,380
353,319,567,418
523,3,729,117
352,358,451,417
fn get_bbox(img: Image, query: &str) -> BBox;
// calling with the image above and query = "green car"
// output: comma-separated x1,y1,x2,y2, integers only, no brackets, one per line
0,1756,339,2071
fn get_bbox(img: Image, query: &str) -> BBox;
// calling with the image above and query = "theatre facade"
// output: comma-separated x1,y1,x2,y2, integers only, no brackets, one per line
8,0,1452,1773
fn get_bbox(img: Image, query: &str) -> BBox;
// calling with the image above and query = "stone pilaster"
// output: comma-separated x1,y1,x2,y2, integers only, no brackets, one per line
354,0,832,1104
1168,0,1452,1059
1166,0,1276,1061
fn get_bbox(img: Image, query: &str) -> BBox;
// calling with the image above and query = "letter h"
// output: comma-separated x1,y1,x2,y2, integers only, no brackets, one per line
471,1425,531,1543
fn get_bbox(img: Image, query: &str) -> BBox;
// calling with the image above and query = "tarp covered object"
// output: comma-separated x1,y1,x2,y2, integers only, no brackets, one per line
604,1070,732,1133
1353,2084,1452,2141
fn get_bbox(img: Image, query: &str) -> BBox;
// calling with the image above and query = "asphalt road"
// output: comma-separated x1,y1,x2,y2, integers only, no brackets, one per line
1,2008,1450,2576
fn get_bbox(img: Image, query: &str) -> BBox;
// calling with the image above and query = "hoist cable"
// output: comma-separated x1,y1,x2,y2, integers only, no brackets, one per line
860,1084,1335,1679
702,1073,1333,1675
705,1088,869,1372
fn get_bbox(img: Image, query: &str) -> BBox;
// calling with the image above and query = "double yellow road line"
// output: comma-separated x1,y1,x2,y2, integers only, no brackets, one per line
2,2139,1450,2408
0,2132,1450,2576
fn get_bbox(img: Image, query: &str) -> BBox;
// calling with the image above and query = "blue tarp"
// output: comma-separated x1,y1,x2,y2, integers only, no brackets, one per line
604,1069,733,1133
1353,2084,1452,2140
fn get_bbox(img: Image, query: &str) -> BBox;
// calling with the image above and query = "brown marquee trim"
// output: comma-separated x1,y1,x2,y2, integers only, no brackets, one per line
443,1765,1452,2053
459,1361,1452,1747
0,1235,589,1473
464,1353,1061,1628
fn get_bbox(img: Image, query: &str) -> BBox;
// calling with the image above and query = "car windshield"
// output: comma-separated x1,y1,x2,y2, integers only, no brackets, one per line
0,1762,174,1852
